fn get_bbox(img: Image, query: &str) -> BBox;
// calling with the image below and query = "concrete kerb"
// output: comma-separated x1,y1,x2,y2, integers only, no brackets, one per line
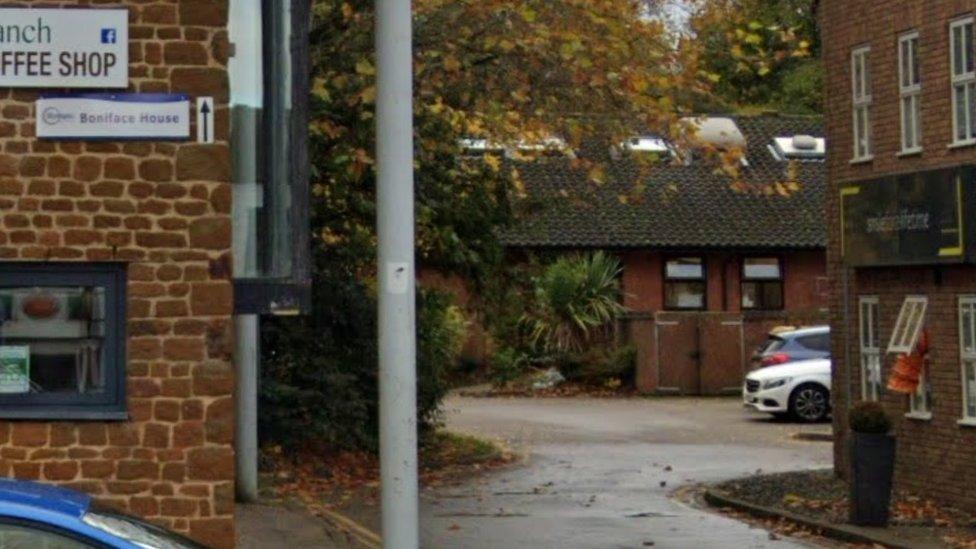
791,431,834,442
703,488,944,549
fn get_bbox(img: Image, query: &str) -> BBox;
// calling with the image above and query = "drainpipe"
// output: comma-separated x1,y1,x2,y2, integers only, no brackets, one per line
234,316,259,502
841,266,852,477
229,0,263,504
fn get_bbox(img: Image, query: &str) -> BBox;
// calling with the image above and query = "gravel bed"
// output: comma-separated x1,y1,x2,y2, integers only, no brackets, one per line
715,470,976,547
716,469,846,522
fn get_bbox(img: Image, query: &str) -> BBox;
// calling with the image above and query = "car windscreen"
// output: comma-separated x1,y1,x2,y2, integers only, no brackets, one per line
83,506,206,549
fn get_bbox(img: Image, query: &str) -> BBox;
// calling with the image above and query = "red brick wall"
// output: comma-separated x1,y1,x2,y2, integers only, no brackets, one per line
822,0,976,511
0,2,234,546
621,249,827,393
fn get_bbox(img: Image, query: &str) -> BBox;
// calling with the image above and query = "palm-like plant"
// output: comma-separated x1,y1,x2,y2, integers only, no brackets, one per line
523,252,626,354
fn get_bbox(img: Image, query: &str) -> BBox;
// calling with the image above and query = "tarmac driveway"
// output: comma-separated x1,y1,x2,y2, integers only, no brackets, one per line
420,396,833,548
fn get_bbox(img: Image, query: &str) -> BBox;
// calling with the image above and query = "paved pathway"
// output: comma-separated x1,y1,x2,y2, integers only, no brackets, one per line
237,503,358,549
420,396,833,548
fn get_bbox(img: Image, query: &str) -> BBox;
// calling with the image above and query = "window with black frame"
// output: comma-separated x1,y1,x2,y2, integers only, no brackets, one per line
741,257,784,310
0,264,126,420
664,257,706,310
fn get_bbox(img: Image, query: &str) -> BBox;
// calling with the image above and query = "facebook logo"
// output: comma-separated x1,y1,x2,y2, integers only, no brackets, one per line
101,29,117,44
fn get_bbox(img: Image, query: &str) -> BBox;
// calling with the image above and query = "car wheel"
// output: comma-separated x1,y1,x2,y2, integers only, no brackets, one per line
789,384,829,422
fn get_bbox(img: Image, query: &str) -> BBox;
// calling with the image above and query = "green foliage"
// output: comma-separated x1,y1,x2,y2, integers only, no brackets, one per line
775,59,824,114
561,345,637,385
488,346,532,387
849,402,892,434
523,252,626,354
260,268,466,451
260,268,378,451
691,0,821,112
416,290,468,426
484,253,632,388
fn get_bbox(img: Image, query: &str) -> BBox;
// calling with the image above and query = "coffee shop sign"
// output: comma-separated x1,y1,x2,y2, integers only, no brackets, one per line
0,8,129,88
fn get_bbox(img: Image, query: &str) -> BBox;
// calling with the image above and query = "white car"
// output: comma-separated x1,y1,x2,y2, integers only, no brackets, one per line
743,358,831,422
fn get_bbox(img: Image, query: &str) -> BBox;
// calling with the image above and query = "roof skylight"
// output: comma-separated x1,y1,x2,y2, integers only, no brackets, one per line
770,135,826,161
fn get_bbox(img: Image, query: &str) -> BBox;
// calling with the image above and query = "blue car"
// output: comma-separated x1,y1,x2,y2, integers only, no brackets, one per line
0,478,204,548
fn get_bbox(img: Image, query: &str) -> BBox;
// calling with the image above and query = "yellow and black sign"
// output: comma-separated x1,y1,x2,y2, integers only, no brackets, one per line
840,166,974,267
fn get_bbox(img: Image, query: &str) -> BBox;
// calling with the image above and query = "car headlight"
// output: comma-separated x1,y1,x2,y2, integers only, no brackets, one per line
762,377,791,390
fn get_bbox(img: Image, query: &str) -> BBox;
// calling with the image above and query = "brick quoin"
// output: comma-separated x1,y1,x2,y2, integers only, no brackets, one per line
822,0,976,513
0,2,235,546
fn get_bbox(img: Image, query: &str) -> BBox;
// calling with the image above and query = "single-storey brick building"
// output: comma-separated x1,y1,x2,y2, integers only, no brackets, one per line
822,0,976,512
0,2,310,546
501,115,829,395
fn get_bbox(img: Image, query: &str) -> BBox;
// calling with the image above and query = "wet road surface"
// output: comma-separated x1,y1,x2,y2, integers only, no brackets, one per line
420,396,833,548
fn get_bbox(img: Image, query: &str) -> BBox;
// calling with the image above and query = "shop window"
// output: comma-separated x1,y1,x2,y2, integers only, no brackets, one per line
664,257,705,310
0,263,126,420
229,0,311,314
851,45,873,160
959,297,976,421
887,296,927,354
951,16,976,145
741,257,783,310
898,31,922,153
859,296,881,401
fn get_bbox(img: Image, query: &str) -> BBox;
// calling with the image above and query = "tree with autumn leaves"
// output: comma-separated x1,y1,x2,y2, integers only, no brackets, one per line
260,0,814,452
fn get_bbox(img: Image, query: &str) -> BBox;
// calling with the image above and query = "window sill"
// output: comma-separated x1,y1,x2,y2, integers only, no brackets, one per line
896,148,923,157
850,155,874,165
0,409,129,422
948,140,976,150
904,411,932,421
958,418,976,428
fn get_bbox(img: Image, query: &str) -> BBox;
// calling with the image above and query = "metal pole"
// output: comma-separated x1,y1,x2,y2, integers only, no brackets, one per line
235,314,260,502
375,0,419,545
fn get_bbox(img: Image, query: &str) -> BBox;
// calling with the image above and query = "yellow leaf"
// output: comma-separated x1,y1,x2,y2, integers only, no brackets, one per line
483,154,501,172
588,166,606,185
443,55,461,72
358,86,376,104
355,58,375,76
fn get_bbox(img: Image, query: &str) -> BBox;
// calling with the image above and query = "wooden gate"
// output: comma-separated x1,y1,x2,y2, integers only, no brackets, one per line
655,313,744,395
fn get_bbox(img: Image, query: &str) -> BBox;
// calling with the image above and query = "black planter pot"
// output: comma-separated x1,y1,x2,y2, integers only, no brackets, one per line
849,432,896,526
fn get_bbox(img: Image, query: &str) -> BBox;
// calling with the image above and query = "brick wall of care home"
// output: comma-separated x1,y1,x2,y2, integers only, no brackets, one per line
620,249,828,394
822,0,976,511
0,1,234,546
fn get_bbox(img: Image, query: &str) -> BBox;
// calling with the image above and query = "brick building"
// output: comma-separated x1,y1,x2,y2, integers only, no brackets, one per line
822,0,976,510
500,115,829,395
0,2,309,547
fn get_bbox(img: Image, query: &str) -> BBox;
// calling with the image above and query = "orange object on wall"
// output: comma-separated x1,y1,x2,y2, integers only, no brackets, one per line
887,330,927,394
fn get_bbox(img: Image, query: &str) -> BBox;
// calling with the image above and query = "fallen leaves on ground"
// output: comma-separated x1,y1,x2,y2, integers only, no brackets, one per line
718,471,976,548
266,431,515,522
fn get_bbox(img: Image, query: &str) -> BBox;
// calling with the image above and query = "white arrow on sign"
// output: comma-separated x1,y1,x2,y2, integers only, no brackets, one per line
196,97,215,144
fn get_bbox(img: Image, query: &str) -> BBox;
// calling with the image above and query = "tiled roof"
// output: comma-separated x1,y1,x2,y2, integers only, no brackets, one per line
500,115,826,250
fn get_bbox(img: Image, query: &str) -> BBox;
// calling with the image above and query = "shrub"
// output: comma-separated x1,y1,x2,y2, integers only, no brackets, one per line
489,346,531,387
523,252,625,354
849,402,891,434
260,268,465,452
562,345,637,385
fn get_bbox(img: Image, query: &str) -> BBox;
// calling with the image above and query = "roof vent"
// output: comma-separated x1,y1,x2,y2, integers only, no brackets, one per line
680,117,747,149
516,137,568,152
770,135,826,160
622,136,670,154
458,138,504,154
